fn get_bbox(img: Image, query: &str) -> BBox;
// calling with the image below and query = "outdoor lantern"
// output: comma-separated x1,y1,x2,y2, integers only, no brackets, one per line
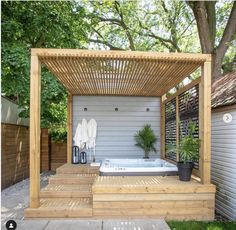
72,146,80,164
80,151,87,164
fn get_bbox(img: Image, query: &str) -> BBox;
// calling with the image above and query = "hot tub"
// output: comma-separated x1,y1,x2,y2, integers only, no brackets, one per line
99,158,178,176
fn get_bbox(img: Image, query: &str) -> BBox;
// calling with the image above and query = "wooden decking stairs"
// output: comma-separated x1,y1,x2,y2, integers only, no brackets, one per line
24,164,99,218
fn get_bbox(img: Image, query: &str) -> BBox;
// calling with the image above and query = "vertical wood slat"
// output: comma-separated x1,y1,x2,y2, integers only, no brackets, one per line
67,94,73,164
29,54,41,208
161,95,166,159
199,61,212,184
176,96,180,162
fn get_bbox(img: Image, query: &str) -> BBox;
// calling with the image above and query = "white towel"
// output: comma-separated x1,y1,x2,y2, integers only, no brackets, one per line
87,118,97,148
73,123,82,148
81,118,89,149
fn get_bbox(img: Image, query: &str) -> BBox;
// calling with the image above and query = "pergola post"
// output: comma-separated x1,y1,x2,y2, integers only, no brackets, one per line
29,54,41,208
67,94,73,164
161,95,166,159
199,60,212,184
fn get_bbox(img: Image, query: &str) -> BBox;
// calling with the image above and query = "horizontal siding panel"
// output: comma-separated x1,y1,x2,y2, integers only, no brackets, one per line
211,170,236,187
73,96,160,160
211,109,236,220
73,112,160,117
211,142,236,148
215,199,236,220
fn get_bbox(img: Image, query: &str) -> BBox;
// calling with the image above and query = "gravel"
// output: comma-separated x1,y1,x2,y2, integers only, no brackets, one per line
1,171,53,225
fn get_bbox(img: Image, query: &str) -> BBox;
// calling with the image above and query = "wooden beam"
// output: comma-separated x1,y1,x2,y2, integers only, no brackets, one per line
32,48,211,62
164,78,201,104
29,54,41,208
176,96,180,162
161,95,166,159
199,61,212,184
67,94,73,164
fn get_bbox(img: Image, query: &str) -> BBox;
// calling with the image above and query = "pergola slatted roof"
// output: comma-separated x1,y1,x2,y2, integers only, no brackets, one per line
33,49,211,96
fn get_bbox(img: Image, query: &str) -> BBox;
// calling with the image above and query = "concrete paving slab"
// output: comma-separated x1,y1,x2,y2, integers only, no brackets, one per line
103,219,170,230
45,220,102,230
13,220,49,230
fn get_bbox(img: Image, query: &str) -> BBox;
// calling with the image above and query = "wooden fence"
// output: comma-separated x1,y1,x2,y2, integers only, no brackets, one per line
51,142,67,171
1,124,52,189
1,123,30,189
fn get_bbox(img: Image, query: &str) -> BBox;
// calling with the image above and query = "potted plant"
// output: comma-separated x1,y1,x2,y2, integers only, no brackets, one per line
167,121,200,181
134,124,157,158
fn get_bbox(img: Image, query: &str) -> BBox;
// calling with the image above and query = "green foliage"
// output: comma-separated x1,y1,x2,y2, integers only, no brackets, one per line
1,1,88,142
167,121,200,164
167,221,236,230
82,0,199,52
134,125,157,158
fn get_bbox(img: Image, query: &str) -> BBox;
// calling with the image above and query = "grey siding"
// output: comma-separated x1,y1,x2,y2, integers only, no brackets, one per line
211,108,236,220
72,96,160,161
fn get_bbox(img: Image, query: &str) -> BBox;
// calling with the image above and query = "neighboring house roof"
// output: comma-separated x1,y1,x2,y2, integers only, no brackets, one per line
212,71,236,109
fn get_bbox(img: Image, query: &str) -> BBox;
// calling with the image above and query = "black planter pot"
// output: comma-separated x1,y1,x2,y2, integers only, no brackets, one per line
177,162,194,181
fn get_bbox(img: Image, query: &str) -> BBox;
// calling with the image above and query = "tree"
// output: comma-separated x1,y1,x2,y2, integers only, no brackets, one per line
1,1,89,141
188,1,236,78
83,0,199,53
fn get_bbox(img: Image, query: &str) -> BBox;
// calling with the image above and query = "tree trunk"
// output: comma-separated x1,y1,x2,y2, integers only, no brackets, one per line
188,1,236,79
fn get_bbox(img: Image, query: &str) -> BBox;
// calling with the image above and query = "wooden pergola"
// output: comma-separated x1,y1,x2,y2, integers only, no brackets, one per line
29,49,212,208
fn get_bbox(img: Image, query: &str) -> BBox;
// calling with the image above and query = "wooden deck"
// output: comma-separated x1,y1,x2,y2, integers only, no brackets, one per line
25,164,216,220
92,176,215,220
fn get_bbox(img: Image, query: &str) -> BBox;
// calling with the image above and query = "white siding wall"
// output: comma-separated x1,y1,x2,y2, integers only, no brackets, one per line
1,96,29,126
211,108,236,220
73,96,161,161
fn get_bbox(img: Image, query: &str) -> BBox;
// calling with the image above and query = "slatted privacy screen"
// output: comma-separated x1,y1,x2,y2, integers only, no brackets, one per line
179,85,199,168
164,80,200,168
165,99,177,161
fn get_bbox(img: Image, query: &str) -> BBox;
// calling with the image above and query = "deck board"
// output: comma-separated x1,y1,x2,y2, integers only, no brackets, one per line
92,176,216,193
25,164,216,220
40,184,92,198
25,198,93,218
92,176,216,220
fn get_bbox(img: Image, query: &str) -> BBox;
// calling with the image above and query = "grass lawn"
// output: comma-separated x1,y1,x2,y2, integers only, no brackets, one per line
167,221,236,230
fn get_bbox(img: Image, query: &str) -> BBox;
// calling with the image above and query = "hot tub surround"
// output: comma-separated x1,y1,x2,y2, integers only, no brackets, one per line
99,158,178,176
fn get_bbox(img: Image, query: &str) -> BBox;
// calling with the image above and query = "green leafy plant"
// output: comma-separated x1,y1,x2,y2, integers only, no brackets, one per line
167,121,200,163
134,124,157,158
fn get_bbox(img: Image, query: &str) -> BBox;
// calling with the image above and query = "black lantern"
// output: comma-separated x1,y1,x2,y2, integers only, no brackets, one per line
80,151,87,164
72,146,80,164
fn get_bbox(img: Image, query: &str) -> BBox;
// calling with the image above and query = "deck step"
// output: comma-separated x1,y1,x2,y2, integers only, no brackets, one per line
25,198,92,218
56,163,100,174
49,174,97,185
40,184,92,198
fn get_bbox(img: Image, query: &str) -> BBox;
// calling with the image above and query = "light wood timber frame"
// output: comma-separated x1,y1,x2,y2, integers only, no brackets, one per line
29,54,41,208
162,78,201,179
160,95,166,159
29,48,212,208
67,94,73,164
199,62,212,184
162,64,212,184
176,96,180,162
34,48,211,97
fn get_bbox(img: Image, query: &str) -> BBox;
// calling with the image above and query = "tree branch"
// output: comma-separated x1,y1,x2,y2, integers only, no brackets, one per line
88,39,124,50
214,1,236,77
138,19,181,52
113,0,135,50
